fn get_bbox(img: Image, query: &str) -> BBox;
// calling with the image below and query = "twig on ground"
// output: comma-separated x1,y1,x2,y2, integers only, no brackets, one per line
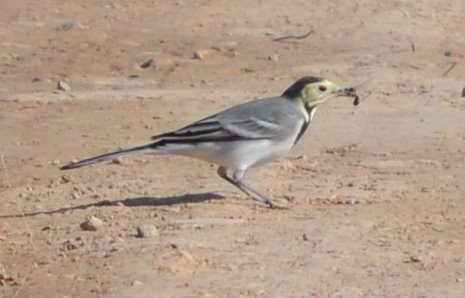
273,30,314,42
442,62,457,77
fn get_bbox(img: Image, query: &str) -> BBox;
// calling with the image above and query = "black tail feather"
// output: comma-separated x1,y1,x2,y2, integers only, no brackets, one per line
60,144,153,170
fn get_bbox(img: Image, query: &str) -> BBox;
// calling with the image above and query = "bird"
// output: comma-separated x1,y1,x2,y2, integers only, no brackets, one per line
61,76,359,208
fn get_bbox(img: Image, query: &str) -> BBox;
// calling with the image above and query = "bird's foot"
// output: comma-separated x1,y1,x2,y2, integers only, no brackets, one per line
265,198,289,209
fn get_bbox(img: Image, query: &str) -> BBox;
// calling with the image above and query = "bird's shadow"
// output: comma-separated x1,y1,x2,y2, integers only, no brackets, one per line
0,192,226,218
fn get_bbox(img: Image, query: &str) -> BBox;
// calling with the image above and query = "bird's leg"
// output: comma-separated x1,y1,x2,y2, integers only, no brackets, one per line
228,169,287,209
217,166,237,186
218,166,266,205
217,166,253,199
217,167,265,202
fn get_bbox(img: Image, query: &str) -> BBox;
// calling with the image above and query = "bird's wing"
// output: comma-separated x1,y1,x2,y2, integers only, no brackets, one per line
220,117,282,139
151,116,277,143
217,96,304,139
151,97,303,143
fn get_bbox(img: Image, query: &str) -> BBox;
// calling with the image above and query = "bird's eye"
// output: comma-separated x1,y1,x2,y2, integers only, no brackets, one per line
319,85,327,92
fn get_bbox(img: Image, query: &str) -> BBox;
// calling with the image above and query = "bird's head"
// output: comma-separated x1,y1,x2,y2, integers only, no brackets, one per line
282,76,359,107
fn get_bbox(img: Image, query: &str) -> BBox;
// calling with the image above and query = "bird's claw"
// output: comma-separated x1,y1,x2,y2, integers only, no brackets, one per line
266,199,289,209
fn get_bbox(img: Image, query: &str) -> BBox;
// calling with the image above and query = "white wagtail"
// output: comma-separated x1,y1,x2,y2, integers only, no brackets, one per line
61,76,360,208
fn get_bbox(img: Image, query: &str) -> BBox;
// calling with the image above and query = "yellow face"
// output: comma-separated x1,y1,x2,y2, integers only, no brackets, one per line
300,79,344,106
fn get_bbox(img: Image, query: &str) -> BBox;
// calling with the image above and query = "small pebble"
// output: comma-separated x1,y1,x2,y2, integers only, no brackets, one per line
139,58,154,69
57,80,71,91
461,87,465,97
32,75,43,83
268,54,279,62
409,255,422,263
62,239,78,251
56,21,82,31
111,158,122,165
61,174,74,183
136,224,159,238
192,51,203,59
192,50,209,60
200,79,213,86
80,216,103,231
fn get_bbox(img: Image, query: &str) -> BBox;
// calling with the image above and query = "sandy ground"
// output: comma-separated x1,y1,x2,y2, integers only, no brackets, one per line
1,1,465,297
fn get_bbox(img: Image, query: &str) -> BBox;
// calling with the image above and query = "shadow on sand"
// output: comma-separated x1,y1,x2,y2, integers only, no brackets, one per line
0,192,225,218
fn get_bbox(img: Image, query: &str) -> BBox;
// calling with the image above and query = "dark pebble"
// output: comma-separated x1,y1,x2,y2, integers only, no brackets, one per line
140,58,154,69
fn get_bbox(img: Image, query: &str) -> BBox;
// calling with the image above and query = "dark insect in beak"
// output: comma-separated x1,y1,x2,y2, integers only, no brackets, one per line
341,87,360,106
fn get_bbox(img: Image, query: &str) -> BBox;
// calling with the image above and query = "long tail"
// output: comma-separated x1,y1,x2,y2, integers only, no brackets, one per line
60,144,154,170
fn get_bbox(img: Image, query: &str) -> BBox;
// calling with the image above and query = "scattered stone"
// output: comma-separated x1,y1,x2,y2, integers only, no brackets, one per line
302,233,309,241
347,198,363,205
241,67,254,73
192,52,203,59
444,51,452,57
200,79,213,86
71,191,80,200
409,255,422,263
268,53,279,62
462,87,465,97
80,216,103,231
192,50,209,60
47,179,61,188
51,159,61,166
57,80,71,91
132,280,143,286
139,58,154,69
0,271,19,287
111,157,122,165
0,262,6,278
32,75,43,83
169,243,178,249
136,224,159,238
57,21,82,31
227,49,239,57
61,174,74,183
62,239,79,251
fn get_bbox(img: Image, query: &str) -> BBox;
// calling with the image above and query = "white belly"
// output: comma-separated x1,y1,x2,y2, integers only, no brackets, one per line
157,138,294,170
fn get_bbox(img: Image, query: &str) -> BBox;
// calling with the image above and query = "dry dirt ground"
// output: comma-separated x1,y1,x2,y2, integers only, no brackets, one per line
1,1,465,297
